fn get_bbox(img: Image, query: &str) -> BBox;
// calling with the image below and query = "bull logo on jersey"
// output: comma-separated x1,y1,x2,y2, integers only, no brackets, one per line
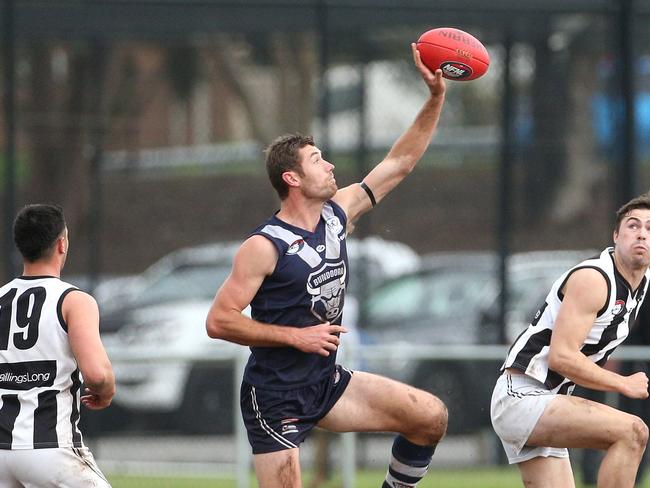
306,261,346,322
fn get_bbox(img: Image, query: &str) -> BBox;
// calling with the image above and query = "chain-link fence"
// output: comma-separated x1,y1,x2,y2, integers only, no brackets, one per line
4,2,648,279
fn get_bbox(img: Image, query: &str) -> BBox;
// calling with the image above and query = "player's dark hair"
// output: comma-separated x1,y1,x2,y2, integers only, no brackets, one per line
615,192,650,232
264,133,315,200
13,204,66,262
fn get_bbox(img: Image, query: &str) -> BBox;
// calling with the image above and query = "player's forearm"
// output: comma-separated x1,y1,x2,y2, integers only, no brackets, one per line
385,94,445,170
207,310,298,348
549,351,622,392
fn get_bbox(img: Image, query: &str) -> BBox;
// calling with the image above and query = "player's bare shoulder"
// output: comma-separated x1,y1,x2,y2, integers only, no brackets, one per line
62,288,98,310
562,267,609,311
236,234,279,277
565,267,608,290
61,289,99,322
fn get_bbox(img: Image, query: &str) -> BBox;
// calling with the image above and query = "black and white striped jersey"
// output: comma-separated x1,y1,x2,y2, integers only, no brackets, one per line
0,276,84,449
502,247,650,394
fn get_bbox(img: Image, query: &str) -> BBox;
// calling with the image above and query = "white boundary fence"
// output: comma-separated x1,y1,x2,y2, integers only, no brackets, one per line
105,339,650,488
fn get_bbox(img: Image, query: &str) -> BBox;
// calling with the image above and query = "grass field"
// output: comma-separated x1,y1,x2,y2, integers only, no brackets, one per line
106,467,650,487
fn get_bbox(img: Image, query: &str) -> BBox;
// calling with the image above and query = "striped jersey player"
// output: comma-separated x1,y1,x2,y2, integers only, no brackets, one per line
503,247,648,395
0,276,84,450
491,193,650,488
0,204,115,488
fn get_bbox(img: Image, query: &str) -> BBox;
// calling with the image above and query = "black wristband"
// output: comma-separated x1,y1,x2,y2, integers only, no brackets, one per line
359,181,377,207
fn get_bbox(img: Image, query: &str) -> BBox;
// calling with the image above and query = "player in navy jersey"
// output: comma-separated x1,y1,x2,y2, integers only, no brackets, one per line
491,193,650,488
206,43,447,488
0,204,115,487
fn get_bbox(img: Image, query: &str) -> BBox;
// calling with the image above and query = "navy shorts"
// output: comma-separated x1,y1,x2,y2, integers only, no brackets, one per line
240,365,353,454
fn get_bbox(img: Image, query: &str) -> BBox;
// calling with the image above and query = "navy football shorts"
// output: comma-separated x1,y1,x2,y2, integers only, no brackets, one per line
240,364,353,454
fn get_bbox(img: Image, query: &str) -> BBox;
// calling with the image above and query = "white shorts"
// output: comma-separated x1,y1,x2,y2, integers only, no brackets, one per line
0,446,111,488
490,372,569,464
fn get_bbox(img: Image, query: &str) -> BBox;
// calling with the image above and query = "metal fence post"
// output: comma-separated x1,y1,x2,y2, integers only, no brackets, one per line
2,0,17,282
340,326,361,488
235,348,251,488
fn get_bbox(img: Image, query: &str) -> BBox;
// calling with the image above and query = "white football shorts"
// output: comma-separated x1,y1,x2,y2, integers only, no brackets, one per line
491,372,569,464
0,446,111,487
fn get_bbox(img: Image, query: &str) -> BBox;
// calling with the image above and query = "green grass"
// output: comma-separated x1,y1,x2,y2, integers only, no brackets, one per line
106,467,650,488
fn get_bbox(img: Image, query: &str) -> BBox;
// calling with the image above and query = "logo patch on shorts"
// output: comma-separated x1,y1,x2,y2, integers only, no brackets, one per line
280,418,299,436
333,369,341,384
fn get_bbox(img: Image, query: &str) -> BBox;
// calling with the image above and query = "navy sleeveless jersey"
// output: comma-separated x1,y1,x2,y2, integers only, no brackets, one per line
244,200,349,390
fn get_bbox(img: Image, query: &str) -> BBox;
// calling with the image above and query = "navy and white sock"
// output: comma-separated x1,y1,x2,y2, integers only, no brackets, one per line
382,435,435,488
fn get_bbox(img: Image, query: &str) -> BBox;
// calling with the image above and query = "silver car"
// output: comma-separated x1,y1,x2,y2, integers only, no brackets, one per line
356,249,597,434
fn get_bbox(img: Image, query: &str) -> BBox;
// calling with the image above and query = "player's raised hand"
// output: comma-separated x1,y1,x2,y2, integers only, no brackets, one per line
411,43,445,99
292,322,348,356
620,372,649,399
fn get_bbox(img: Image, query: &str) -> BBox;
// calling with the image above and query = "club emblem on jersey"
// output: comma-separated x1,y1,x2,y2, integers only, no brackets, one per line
306,261,346,321
286,239,305,255
612,299,626,316
325,216,343,235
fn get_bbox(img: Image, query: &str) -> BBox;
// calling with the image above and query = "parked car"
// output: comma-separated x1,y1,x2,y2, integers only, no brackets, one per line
356,249,596,434
99,237,421,435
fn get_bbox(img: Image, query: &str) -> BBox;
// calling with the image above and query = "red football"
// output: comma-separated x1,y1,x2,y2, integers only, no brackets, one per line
416,27,490,81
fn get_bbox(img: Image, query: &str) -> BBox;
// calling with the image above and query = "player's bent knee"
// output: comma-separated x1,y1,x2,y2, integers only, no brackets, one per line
617,415,650,453
630,416,649,450
409,392,448,444
429,395,449,441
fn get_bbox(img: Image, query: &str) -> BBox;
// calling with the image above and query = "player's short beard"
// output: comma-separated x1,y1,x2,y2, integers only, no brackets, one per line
307,183,336,201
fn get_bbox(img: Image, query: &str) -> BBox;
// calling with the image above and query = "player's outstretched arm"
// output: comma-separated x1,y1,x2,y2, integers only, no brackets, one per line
206,236,347,356
334,43,446,224
548,268,649,399
64,291,116,410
